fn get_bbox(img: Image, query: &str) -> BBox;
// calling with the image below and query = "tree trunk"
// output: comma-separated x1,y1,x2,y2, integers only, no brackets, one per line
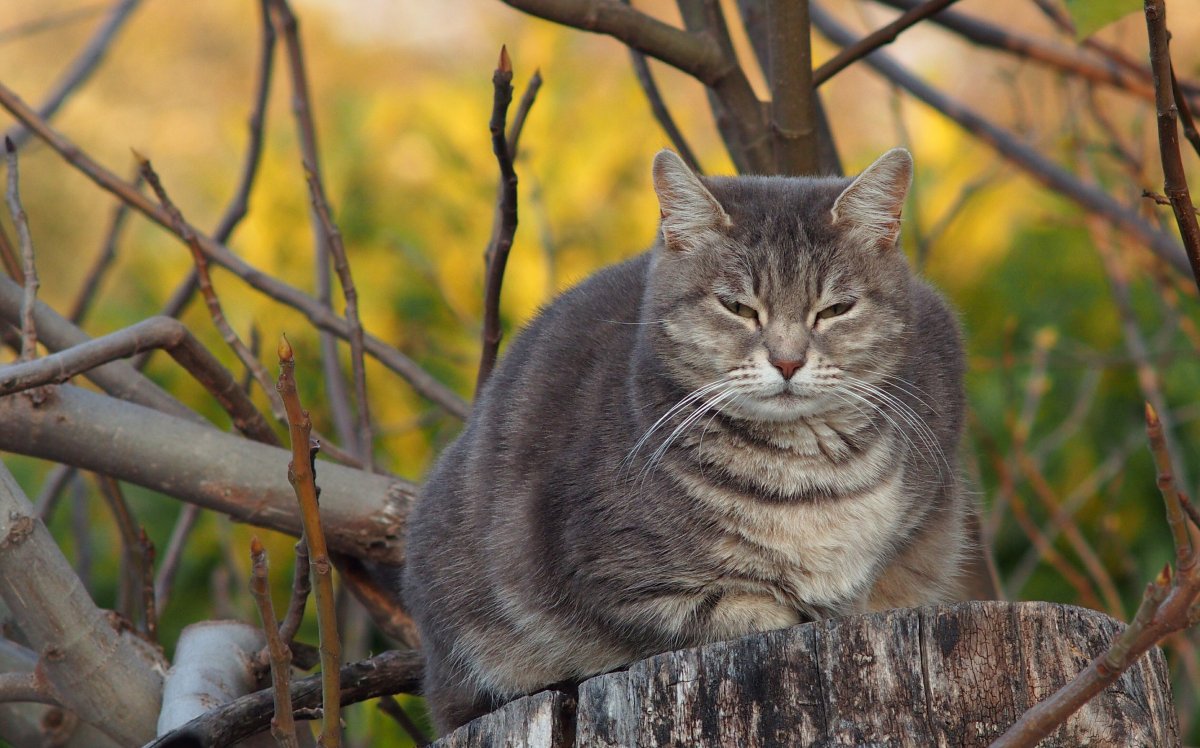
432,601,1179,747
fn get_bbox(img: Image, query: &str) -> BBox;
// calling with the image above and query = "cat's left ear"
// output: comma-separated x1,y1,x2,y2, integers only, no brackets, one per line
653,149,732,253
830,148,913,250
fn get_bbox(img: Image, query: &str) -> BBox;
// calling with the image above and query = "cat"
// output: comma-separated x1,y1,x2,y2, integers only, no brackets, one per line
402,147,978,734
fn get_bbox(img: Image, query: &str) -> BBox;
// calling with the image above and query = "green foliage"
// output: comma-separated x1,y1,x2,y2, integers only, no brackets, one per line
1063,0,1143,38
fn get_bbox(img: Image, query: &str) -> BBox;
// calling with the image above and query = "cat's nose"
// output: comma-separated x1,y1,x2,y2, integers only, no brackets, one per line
770,357,805,380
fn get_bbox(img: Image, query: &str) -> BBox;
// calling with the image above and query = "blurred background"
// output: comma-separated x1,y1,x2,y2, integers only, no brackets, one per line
1,0,1199,743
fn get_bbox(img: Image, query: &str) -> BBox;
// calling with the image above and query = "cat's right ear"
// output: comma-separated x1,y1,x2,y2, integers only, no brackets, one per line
652,150,731,253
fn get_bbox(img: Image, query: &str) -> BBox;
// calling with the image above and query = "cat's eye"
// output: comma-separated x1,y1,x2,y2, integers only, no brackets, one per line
816,301,855,320
720,297,759,322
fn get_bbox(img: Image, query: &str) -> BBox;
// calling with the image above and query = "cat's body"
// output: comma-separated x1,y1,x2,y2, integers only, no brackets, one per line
403,149,976,733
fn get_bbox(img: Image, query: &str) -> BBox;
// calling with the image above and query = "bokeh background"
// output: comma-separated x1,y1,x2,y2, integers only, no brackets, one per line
1,0,1199,743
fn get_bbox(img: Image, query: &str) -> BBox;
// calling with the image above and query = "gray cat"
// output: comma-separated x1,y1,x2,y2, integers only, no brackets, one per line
402,148,977,733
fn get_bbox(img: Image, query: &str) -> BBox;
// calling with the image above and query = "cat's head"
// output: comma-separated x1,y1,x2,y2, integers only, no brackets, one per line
643,148,916,422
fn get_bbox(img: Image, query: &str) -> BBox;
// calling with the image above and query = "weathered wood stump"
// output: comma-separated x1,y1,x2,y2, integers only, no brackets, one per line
432,601,1179,747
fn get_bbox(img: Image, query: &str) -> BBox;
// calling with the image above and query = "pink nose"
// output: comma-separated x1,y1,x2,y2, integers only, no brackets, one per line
771,358,805,380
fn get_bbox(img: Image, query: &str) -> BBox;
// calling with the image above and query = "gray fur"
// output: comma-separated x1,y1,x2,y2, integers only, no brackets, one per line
402,149,973,733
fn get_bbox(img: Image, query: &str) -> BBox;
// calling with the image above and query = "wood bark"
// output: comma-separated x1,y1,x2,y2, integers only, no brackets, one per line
433,601,1178,747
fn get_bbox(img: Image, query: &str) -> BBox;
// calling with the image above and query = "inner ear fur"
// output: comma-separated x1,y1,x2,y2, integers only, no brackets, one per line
831,148,913,249
652,149,732,253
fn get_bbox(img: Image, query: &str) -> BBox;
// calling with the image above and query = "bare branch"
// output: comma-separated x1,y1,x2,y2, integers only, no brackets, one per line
766,0,818,174
1171,65,1200,160
154,503,200,616
673,0,771,173
0,462,163,745
277,336,341,746
477,46,520,395
249,537,300,748
377,694,430,747
3,0,143,150
0,671,58,706
813,0,960,86
144,649,422,748
0,272,200,422
303,162,374,471
94,475,143,624
0,79,470,418
1144,0,1200,293
70,167,141,324
873,0,1159,103
506,69,543,162
0,316,277,444
4,138,39,363
278,537,312,646
809,5,1192,279
0,384,414,564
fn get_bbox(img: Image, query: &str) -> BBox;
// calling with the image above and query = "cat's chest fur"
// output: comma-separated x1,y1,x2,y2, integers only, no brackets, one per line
660,414,911,633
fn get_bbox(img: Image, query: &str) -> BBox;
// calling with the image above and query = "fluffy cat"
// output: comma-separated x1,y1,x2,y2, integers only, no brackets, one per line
402,148,976,733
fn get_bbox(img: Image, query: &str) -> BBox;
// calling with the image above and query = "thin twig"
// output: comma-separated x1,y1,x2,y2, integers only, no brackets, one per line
278,537,311,646
70,167,142,324
874,0,1159,103
0,315,278,444
139,155,283,448
249,536,300,748
154,503,200,616
277,335,340,747
0,79,470,418
138,526,157,641
135,0,276,360
377,695,430,747
476,46,520,396
506,69,543,161
1147,403,1195,570
265,0,359,453
813,0,960,86
1145,0,1200,293
215,0,276,245
0,222,21,282
93,474,143,626
143,649,422,748
808,5,1192,279
4,137,38,363
303,162,374,471
3,0,142,150
1172,65,1200,160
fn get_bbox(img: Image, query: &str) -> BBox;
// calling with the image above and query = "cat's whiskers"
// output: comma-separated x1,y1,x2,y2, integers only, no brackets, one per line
841,376,951,484
638,386,745,487
624,376,741,473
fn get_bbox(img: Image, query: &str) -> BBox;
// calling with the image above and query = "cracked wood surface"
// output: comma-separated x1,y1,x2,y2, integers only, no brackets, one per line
433,601,1178,747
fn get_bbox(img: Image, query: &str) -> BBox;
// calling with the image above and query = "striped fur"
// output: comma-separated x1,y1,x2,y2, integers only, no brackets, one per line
402,149,973,733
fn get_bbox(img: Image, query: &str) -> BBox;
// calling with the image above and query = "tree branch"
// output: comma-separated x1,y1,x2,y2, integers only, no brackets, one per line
0,462,163,746
277,336,341,747
766,0,818,174
4,138,39,363
477,47,520,395
145,649,422,748
1144,0,1200,293
808,5,1192,279
0,316,278,444
0,384,414,564
0,79,469,419
813,0,960,86
2,0,143,149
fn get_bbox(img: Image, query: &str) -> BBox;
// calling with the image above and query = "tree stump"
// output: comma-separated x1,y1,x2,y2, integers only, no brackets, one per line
432,601,1179,747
